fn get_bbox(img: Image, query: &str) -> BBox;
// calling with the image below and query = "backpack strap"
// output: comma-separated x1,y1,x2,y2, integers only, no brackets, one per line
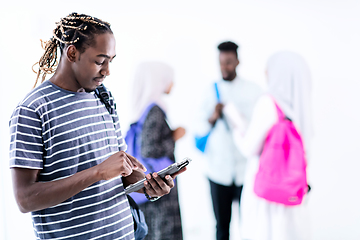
127,195,140,213
214,82,220,102
94,84,116,115
272,98,286,121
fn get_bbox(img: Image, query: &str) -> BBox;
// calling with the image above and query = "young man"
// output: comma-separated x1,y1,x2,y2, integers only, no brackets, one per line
9,13,185,240
196,41,262,240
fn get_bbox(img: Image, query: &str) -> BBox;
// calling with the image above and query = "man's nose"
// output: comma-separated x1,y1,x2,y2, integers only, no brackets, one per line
100,63,110,76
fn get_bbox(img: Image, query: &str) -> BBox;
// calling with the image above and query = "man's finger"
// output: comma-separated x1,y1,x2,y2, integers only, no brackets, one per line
144,174,159,196
164,175,175,188
124,152,147,172
146,173,161,192
170,166,187,179
124,155,136,170
121,164,133,177
152,172,169,189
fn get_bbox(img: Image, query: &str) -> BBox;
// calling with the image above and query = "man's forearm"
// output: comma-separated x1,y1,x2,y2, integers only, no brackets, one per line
12,166,101,213
12,151,146,213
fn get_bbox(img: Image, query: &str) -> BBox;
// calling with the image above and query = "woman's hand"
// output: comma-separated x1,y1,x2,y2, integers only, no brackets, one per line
173,127,186,141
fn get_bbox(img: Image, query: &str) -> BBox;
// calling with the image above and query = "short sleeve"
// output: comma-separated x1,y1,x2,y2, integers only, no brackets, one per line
9,106,44,169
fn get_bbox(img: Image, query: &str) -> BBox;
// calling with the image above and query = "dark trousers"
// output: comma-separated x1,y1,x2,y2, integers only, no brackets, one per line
209,179,243,240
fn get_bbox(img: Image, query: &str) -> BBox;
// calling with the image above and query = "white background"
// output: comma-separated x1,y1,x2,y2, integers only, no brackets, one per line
0,0,359,239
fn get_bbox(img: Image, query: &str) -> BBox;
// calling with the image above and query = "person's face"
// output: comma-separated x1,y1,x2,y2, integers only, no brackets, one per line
219,51,239,81
71,33,116,92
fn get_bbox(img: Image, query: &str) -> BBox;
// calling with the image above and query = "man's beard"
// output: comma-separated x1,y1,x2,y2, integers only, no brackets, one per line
222,71,236,81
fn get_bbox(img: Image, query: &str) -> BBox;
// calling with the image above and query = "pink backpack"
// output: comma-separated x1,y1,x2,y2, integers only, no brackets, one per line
253,100,308,206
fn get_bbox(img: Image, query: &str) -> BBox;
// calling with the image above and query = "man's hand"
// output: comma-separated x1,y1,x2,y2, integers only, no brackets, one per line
96,151,146,180
11,151,147,213
208,103,224,126
143,167,187,197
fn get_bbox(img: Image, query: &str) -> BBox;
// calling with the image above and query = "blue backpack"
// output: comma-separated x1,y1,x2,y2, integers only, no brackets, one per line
125,103,174,204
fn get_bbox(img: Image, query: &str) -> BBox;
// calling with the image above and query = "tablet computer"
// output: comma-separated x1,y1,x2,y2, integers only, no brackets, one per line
124,157,192,194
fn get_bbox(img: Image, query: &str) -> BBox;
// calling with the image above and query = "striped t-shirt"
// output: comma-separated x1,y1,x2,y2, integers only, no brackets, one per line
9,80,134,240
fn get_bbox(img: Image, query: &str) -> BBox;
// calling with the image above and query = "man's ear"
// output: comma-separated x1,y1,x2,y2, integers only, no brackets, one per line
65,45,78,62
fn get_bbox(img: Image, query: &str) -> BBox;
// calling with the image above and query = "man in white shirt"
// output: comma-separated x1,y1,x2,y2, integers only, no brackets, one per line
196,41,262,240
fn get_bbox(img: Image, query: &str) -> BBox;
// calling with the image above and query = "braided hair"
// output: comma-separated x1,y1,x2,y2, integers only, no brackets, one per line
32,13,112,88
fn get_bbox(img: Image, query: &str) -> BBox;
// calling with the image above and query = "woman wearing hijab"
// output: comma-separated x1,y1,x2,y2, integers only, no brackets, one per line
129,61,185,240
223,51,313,240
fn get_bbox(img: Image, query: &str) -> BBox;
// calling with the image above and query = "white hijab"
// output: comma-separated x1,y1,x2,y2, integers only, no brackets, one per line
267,51,313,151
130,61,174,122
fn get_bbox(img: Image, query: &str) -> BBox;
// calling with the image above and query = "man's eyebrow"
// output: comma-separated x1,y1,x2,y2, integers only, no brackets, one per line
96,54,116,59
